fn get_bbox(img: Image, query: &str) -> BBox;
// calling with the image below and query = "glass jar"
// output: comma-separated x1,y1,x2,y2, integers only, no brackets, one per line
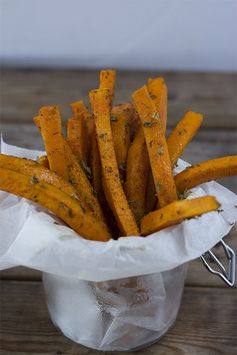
43,264,187,352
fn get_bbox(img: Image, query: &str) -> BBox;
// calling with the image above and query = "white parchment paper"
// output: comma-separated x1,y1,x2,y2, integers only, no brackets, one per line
0,139,237,281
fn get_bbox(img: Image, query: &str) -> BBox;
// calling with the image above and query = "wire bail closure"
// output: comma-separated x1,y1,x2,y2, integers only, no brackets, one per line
200,239,235,287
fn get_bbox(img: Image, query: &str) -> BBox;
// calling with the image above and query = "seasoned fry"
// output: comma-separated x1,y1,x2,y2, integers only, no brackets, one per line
90,128,104,200
124,126,149,222
175,156,237,193
148,77,168,132
111,104,132,180
70,101,89,163
167,111,203,167
141,196,219,235
37,155,49,168
132,85,177,207
64,139,105,223
67,118,83,162
100,69,116,103
0,168,110,241
144,169,157,214
0,154,83,203
89,88,139,236
39,106,68,180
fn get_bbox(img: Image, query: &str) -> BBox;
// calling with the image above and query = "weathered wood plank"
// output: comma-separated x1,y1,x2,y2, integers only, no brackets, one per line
0,280,236,354
1,69,237,128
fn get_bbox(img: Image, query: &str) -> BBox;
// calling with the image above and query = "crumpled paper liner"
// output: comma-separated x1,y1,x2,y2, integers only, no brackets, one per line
0,139,236,351
0,139,236,280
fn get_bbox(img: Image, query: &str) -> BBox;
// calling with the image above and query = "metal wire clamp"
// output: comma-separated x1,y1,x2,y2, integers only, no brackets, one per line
200,239,235,287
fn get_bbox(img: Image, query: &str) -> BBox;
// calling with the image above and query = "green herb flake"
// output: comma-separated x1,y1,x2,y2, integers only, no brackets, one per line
217,209,224,213
119,162,126,171
157,146,164,155
143,121,155,128
71,193,80,201
30,176,39,185
156,181,162,191
149,94,157,100
128,200,137,205
151,112,160,121
69,178,77,185
178,188,192,200
92,189,98,197
68,208,74,218
110,116,118,122
98,133,106,140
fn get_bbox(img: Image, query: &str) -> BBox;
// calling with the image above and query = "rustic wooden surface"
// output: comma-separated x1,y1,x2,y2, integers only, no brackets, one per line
0,69,237,354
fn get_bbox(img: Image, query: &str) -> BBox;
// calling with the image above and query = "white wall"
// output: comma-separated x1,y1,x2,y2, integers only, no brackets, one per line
1,0,237,71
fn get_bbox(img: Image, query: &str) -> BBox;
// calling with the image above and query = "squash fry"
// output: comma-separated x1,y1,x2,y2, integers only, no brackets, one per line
132,85,177,207
141,196,219,235
70,101,89,164
90,126,105,200
175,156,237,193
64,139,105,223
89,88,139,236
67,118,84,162
148,77,168,132
167,111,203,167
145,169,157,214
100,69,116,103
0,154,83,203
111,104,132,181
39,106,68,180
0,167,110,241
124,126,149,222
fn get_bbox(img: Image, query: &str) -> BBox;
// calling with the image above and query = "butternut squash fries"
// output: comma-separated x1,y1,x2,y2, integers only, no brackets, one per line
0,168,110,241
39,106,68,180
89,88,139,236
0,69,236,242
175,156,237,193
132,85,177,207
124,126,149,222
167,111,203,167
141,196,220,235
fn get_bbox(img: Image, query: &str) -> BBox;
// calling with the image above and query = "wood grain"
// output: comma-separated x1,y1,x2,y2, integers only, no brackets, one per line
0,280,236,355
1,69,237,128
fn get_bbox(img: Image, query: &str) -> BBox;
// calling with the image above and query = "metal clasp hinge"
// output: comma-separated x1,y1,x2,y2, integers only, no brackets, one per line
200,240,236,287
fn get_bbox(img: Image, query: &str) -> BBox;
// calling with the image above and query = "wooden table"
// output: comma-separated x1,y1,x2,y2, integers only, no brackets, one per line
0,69,237,354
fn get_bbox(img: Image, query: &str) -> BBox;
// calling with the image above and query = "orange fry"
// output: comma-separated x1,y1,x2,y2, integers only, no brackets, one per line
141,196,219,235
148,77,168,132
167,111,203,167
111,104,132,180
70,101,89,163
175,156,237,193
132,85,177,207
0,167,110,241
100,69,116,103
125,126,149,222
39,106,68,180
90,88,139,236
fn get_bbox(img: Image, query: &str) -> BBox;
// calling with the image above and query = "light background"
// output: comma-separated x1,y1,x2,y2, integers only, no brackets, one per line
1,0,237,71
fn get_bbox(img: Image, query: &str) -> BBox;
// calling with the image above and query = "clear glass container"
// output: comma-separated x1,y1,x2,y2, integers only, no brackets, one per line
43,264,187,352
